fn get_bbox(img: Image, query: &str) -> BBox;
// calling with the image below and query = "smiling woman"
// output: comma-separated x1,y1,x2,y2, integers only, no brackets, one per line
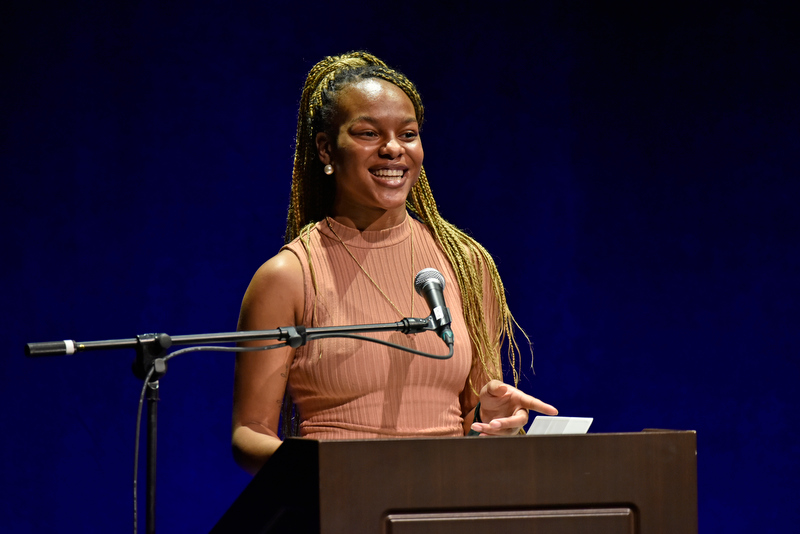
231,51,557,475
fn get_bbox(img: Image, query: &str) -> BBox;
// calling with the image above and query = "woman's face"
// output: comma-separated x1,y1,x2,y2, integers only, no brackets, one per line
316,78,424,226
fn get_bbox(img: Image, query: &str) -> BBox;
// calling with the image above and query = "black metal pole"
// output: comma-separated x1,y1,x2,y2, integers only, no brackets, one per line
146,380,159,534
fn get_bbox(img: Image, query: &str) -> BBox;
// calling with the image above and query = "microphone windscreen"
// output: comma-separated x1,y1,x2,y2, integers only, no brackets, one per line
414,268,445,294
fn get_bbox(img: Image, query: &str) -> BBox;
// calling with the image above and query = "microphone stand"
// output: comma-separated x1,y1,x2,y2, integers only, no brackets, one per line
25,316,442,534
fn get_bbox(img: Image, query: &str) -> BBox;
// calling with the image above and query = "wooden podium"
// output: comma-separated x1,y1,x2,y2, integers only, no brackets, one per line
211,430,696,533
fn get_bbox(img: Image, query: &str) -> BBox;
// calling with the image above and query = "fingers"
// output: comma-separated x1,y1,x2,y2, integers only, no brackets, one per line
471,408,528,436
482,379,510,399
527,397,559,416
481,380,559,416
473,381,558,438
508,387,557,415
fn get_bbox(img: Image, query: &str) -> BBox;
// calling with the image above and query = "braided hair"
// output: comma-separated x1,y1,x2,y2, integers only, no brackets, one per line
283,51,526,432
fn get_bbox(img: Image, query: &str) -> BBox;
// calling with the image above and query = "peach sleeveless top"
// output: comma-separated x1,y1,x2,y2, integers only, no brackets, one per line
282,214,485,440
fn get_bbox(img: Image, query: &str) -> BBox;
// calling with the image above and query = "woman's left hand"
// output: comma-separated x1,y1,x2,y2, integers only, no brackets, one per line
470,379,558,436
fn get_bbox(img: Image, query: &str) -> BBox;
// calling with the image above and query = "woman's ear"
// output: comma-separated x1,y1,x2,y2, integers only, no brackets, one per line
315,132,333,165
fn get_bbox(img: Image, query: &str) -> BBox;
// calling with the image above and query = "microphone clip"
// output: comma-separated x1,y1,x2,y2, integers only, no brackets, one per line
429,305,452,334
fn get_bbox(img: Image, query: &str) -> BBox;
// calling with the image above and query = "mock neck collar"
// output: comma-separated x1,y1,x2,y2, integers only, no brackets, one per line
319,213,412,248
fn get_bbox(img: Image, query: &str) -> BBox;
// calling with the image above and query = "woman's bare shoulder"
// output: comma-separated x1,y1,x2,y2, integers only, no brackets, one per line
251,249,303,285
240,249,304,328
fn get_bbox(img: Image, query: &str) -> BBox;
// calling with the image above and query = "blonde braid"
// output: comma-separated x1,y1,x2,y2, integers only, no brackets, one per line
287,52,390,240
408,170,525,391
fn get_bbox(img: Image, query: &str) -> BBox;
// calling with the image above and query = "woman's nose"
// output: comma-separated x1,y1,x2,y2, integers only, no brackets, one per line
379,136,403,158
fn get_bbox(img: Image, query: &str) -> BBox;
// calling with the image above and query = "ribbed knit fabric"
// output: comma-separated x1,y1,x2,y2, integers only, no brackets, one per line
282,214,485,440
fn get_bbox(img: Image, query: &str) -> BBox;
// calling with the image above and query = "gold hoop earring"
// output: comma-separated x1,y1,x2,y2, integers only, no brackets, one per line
324,164,334,175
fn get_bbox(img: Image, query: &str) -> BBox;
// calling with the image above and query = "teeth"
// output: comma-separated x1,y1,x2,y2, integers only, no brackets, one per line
372,169,404,178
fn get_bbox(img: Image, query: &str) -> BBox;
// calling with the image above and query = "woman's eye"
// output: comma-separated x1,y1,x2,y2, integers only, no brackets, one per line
401,131,418,139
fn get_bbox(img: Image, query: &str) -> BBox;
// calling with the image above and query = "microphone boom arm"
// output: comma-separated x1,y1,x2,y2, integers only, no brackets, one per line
24,316,440,357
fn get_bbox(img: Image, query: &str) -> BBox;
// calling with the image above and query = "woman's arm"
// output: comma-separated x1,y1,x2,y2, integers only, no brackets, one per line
232,249,305,474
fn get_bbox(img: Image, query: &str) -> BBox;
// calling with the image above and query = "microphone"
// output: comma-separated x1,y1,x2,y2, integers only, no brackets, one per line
414,268,454,346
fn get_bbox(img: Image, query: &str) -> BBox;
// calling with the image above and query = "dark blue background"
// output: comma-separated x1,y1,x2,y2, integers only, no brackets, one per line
3,2,798,532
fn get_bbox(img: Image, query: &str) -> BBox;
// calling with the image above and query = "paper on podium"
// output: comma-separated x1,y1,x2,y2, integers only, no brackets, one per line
527,416,593,435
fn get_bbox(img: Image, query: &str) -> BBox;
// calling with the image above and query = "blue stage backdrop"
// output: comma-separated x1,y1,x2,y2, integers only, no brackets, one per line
3,3,798,532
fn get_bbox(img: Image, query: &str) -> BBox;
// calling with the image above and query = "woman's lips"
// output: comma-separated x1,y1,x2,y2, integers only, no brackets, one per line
370,168,407,186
